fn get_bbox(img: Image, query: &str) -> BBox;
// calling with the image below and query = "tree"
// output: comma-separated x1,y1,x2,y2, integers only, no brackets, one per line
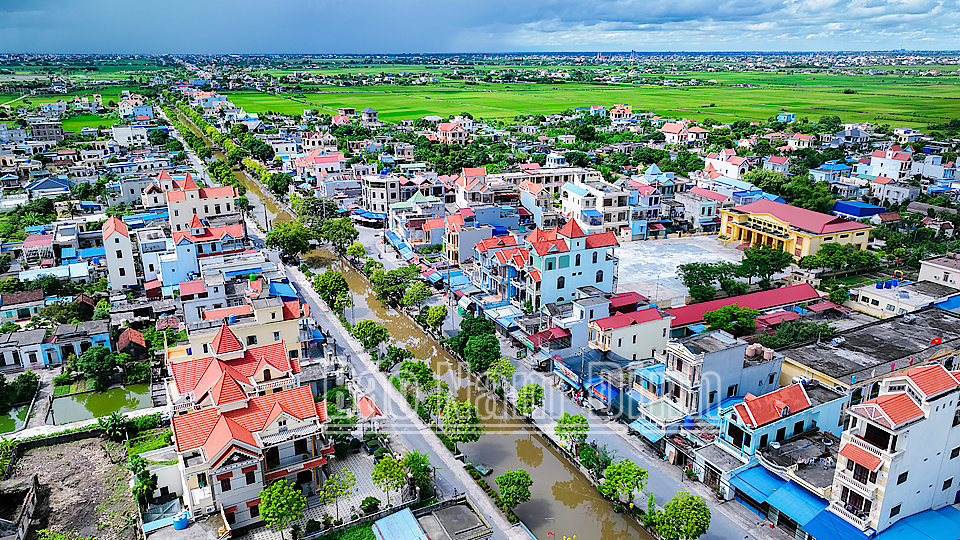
345,242,366,258
702,304,758,337
97,411,127,441
318,470,356,521
516,383,544,415
371,456,406,505
267,172,291,197
147,129,168,146
657,491,711,540
440,399,484,448
599,459,648,503
265,220,312,258
402,450,433,493
352,319,390,349
740,244,794,288
402,282,432,308
0,321,18,333
259,479,306,540
464,333,500,372
495,469,533,510
579,442,617,479
77,345,118,390
485,356,516,390
319,217,359,255
293,195,340,229
92,298,110,320
426,305,447,334
0,254,12,274
554,412,589,449
370,266,420,306
316,269,349,307
759,321,835,349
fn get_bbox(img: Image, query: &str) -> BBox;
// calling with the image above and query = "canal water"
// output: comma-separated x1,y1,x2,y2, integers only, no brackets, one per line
0,404,29,434
304,251,653,540
180,113,652,539
46,384,152,425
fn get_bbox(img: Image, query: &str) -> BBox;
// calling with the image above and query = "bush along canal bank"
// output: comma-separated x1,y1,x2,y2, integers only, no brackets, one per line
299,251,656,540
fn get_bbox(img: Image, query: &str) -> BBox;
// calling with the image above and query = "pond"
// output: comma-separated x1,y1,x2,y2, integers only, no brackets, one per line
0,404,29,434
46,384,152,425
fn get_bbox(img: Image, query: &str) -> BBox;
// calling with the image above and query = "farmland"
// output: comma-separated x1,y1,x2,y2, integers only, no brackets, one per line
61,114,116,133
224,73,960,128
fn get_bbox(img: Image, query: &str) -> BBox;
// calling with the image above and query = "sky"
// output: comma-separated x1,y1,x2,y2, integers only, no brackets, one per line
0,0,958,53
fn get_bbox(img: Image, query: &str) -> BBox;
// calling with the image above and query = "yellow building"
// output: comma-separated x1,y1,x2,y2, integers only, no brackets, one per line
720,199,872,258
167,296,303,364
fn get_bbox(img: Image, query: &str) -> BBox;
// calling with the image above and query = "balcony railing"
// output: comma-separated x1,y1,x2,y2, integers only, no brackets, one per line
830,502,871,530
191,486,212,506
256,378,292,392
589,339,609,351
266,451,317,471
848,435,901,461
836,470,876,499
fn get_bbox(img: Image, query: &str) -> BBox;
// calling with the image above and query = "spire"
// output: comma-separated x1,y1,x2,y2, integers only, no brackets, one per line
211,321,243,355
557,219,586,239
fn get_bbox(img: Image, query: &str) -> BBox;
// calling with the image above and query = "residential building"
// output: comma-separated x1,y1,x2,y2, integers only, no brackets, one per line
720,199,872,258
300,132,338,153
361,173,402,212
360,108,378,124
847,280,960,318
919,254,960,287
119,99,154,119
387,191,445,246
0,290,44,324
519,181,561,230
660,123,709,146
170,385,330,528
762,156,790,174
0,124,28,143
705,150,750,180
20,234,54,266
912,154,957,182
588,308,673,363
28,121,63,142
50,320,112,365
787,133,815,149
666,284,822,338
674,188,720,232
865,147,914,180
561,180,631,235
835,128,871,147
777,113,796,123
112,125,148,147
136,227,172,283
159,218,246,286
437,123,468,145
294,150,346,179
103,216,138,290
829,364,960,534
164,171,240,233
872,179,921,204
0,329,49,369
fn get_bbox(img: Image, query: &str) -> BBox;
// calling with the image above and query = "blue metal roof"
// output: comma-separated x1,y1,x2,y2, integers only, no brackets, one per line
372,508,427,540
60,246,77,260
563,182,589,197
729,466,785,504
802,508,872,540
634,363,664,386
582,209,603,218
874,506,960,540
629,417,664,443
269,282,298,299
78,246,105,258
765,481,827,526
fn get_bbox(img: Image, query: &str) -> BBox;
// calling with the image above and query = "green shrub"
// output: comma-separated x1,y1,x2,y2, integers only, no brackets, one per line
128,413,162,433
52,373,71,387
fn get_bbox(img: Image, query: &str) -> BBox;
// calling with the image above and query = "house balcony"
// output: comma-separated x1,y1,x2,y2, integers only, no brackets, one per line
190,486,212,508
846,434,903,462
266,450,319,472
260,424,323,449
830,501,872,531
256,377,293,392
664,367,697,389
589,338,609,351
836,470,877,500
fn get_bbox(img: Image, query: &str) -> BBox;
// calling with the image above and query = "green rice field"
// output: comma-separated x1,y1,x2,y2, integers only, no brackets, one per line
61,114,116,133
224,74,960,128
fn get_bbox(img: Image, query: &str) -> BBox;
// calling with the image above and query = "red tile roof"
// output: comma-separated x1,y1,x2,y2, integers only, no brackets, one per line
904,364,959,397
118,328,145,350
189,214,203,229
211,321,243,354
593,308,665,331
204,304,254,322
765,156,789,165
839,442,882,471
860,393,924,426
558,219,586,239
688,187,728,202
357,396,382,419
173,223,244,244
102,216,129,239
179,279,207,296
666,284,820,327
282,300,300,320
172,341,294,399
585,231,618,249
734,384,811,428
728,199,871,235
463,167,486,177
23,235,53,248
475,235,518,253
608,291,648,308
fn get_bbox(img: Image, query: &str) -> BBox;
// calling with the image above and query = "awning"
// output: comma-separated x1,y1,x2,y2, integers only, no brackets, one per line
650,223,665,231
872,506,960,540
729,466,786,504
590,381,621,404
765,481,827,526
427,271,442,283
357,396,382,419
628,417,664,443
310,329,326,344
582,209,603,218
839,442,882,471
807,300,840,312
627,389,651,405
588,397,606,410
553,360,581,388
801,509,872,540
688,323,709,334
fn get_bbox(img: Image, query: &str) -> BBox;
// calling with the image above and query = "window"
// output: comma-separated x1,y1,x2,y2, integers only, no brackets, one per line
271,312,276,320
618,339,622,347
596,270,603,283
890,504,901,518
944,478,953,491
727,384,738,398
592,252,598,264
633,335,637,344
886,304,896,312
203,343,209,354
247,336,257,346
559,255,569,268
546,259,555,271
768,373,776,385
951,447,960,459
709,391,716,404
274,332,280,342
246,471,256,484
898,472,909,485
277,419,287,431
249,505,259,518
871,299,880,306
215,204,221,214
119,268,126,276
221,478,231,492
776,427,786,441
575,254,581,266
204,205,209,213
174,210,179,216
759,434,768,448
116,250,122,258
225,512,235,525
557,276,565,289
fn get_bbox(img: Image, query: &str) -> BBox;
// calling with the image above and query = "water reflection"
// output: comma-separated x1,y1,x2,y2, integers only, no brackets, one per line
47,384,152,425
516,436,544,468
0,404,29,434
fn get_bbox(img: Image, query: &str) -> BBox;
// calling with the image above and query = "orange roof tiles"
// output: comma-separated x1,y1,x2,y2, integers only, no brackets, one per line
840,442,882,471
173,223,244,244
102,216,129,239
557,219,586,239
861,393,924,426
593,309,664,331
734,384,811,428
475,235,518,253
585,231,618,249
904,364,959,397
211,321,243,354
728,199,871,235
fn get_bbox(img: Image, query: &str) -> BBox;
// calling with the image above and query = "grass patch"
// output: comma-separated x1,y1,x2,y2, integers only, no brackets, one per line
126,429,173,456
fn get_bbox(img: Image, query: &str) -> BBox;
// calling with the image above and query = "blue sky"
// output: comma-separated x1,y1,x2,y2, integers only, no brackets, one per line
0,0,957,53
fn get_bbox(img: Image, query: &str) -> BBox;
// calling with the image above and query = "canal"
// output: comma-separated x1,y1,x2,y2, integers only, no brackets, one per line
173,112,652,539
304,251,653,540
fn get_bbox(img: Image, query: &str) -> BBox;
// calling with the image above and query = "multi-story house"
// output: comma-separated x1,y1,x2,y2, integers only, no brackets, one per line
103,216,138,291
660,122,709,146
705,149,750,180
588,308,673,363
294,150,346,179
119,99,154,119
394,142,415,162
136,227,172,283
112,125,148,147
159,218,246,286
179,277,230,324
720,199,872,258
471,236,522,298
519,181,561,230
871,178,921,204
829,364,960,534
561,180,631,235
171,385,330,528
919,254,960,287
674,188,720,232
165,172,240,233
455,171,519,207
388,191,446,246
863,146,914,181
398,174,446,200
762,156,790,174
301,131,338,153
437,123,468,145
787,133,815,150
362,173,402,213
29,120,63,143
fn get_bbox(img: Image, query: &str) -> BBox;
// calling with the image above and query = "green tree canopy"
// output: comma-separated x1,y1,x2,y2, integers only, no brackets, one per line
657,491,711,540
740,244,795,288
77,345,118,390
496,469,533,510
370,266,421,306
440,399,484,447
402,450,433,493
316,269,349,307
427,304,448,334
599,459,648,503
554,412,589,448
345,242,366,258
485,356,516,389
265,220,313,257
352,319,390,349
319,217,359,255
259,479,306,539
317,470,355,521
402,281,432,308
371,456,406,504
516,383,544,415
464,333,500,372
701,304,759,337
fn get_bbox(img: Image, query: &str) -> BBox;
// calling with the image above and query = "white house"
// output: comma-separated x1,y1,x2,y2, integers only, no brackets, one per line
103,216,138,290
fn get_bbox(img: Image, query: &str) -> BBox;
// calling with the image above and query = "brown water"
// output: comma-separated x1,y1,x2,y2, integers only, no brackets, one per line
175,111,293,228
304,251,653,540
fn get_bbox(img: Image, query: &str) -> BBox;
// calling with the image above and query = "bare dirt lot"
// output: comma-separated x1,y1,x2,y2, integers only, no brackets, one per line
9,437,137,540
